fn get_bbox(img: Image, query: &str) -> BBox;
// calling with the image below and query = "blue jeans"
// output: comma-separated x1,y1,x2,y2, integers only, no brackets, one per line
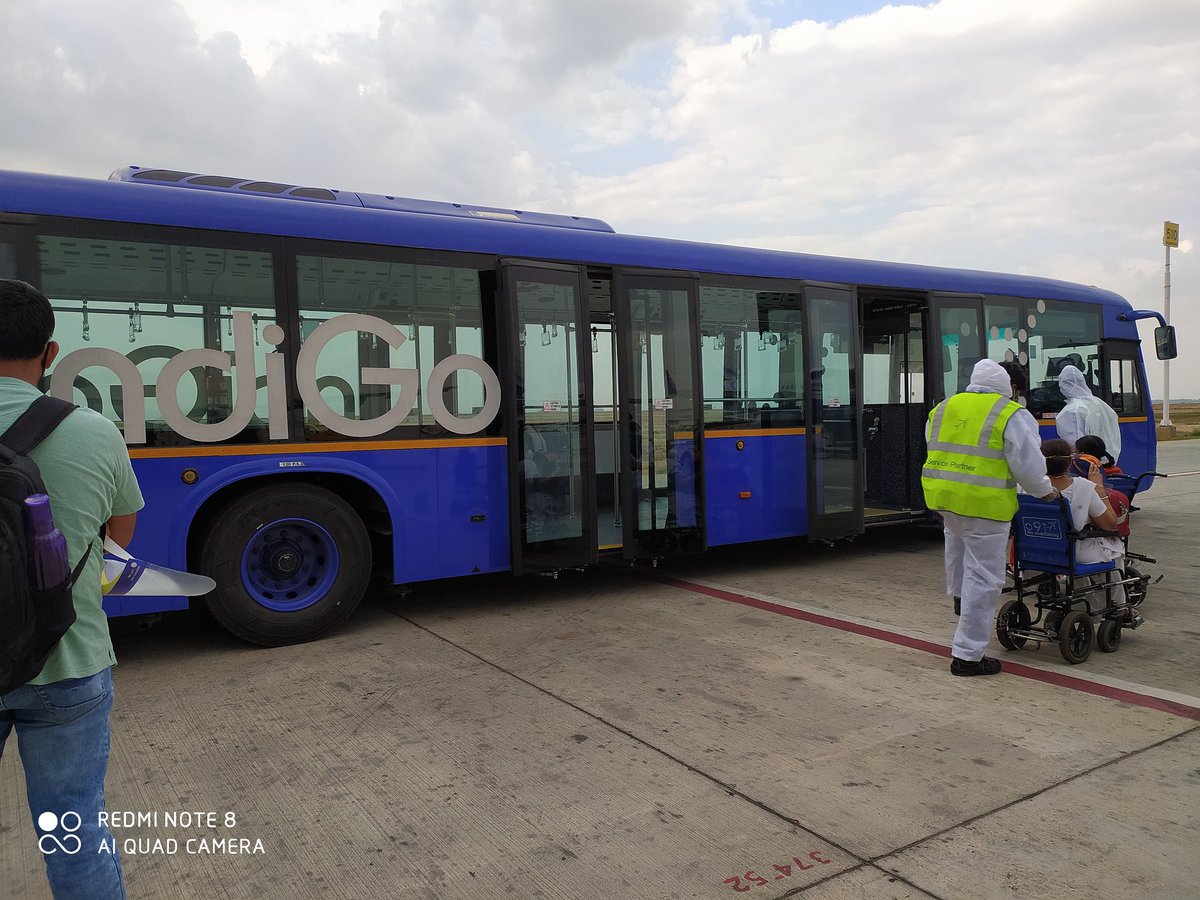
0,668,126,900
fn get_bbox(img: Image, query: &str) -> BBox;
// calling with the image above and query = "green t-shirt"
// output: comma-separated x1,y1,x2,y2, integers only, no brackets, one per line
1,377,145,684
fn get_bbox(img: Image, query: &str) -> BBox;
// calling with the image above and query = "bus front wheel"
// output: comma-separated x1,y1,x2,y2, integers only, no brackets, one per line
200,483,372,646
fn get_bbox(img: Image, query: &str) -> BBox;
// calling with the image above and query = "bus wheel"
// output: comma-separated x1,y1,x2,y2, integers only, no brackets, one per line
200,483,372,646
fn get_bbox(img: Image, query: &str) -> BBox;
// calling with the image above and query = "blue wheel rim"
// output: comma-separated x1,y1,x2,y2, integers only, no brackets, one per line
240,518,340,611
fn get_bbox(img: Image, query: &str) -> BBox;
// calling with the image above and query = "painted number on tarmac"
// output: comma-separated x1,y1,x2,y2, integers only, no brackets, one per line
723,851,833,892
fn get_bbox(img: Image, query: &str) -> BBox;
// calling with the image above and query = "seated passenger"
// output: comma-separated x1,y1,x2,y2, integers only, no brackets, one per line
1042,438,1128,614
1070,434,1130,539
1072,434,1122,477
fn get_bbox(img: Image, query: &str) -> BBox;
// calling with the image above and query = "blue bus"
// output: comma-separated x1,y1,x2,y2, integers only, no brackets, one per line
0,166,1176,644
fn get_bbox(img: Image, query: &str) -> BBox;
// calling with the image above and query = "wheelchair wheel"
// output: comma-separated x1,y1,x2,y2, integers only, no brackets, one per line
1058,611,1094,664
1124,565,1147,606
1044,610,1064,636
996,599,1031,650
1096,619,1122,653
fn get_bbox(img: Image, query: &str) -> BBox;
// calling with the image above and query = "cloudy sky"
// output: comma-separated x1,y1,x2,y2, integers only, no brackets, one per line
3,0,1197,399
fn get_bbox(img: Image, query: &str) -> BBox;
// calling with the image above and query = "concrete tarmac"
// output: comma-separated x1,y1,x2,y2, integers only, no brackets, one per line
3,442,1198,900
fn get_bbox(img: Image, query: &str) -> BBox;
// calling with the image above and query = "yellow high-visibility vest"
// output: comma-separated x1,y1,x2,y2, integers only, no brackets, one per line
922,392,1021,521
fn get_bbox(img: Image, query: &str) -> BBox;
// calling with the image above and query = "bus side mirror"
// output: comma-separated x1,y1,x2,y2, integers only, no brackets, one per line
1154,325,1178,360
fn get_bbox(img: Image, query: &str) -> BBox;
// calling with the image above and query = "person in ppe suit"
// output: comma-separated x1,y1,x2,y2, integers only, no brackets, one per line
1056,364,1122,463
923,359,1058,676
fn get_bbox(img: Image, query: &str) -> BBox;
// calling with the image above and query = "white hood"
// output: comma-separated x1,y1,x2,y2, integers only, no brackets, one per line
1055,363,1123,461
966,359,1012,398
1058,365,1092,400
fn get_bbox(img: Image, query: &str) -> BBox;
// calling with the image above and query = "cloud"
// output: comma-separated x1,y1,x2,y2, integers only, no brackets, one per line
1,0,1197,396
571,0,1200,396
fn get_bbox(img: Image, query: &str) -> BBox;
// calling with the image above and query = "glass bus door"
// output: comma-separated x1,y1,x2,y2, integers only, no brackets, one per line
613,271,705,559
928,293,986,403
805,284,864,541
497,261,597,574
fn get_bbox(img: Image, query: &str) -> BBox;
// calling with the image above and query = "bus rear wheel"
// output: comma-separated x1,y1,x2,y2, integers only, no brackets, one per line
200,483,372,646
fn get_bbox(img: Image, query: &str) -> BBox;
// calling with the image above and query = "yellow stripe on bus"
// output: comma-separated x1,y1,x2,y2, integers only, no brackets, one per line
129,437,507,459
705,428,807,438
1036,417,1148,424
671,428,809,440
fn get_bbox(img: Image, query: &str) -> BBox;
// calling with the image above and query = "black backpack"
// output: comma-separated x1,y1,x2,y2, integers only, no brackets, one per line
1,395,93,694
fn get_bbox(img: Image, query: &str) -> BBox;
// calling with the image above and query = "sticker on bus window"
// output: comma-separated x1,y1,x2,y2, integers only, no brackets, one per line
654,399,674,410
829,398,842,408
542,400,562,412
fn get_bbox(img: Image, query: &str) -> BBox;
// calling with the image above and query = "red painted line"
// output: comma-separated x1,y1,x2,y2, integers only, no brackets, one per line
660,576,1200,723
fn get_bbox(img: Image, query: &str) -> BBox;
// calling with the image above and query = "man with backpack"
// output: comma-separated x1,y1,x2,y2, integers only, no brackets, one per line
1,279,143,900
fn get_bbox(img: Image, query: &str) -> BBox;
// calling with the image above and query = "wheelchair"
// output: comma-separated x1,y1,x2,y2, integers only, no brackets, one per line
997,474,1160,664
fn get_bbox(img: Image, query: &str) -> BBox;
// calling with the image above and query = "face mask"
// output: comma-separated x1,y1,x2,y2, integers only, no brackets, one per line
1017,395,1027,407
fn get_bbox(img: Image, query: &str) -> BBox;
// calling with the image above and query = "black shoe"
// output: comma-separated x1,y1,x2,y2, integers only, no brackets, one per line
951,656,1002,677
953,596,961,616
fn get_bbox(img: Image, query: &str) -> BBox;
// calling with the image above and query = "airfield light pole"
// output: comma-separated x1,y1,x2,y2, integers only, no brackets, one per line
1162,221,1178,427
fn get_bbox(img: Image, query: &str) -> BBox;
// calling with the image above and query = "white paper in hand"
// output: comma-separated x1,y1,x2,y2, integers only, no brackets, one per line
101,537,216,597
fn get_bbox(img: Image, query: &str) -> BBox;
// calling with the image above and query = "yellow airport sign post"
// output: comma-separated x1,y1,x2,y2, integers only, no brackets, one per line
1161,221,1179,429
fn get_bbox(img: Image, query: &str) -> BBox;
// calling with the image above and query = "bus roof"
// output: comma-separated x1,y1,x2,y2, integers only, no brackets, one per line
1,167,1131,308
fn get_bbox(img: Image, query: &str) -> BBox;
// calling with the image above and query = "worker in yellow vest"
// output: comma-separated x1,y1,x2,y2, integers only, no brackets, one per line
923,359,1058,676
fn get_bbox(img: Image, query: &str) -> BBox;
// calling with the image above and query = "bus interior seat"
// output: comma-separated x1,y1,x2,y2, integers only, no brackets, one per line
773,390,797,410
1046,353,1085,379
1112,392,1139,415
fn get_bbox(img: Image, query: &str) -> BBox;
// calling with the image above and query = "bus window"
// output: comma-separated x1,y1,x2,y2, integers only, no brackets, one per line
985,301,1021,366
1108,357,1145,416
39,234,277,445
699,284,803,429
0,241,15,277
934,305,984,399
295,255,488,438
1025,300,1102,418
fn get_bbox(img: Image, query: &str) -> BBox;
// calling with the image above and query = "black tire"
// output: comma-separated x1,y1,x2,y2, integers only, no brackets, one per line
996,599,1031,651
199,483,372,646
1058,610,1094,665
1124,565,1146,606
1096,618,1123,653
1043,610,1065,639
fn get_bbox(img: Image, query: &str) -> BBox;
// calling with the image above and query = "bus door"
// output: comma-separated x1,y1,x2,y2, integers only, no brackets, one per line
612,270,705,559
927,293,986,403
497,261,597,574
805,284,863,541
860,294,926,513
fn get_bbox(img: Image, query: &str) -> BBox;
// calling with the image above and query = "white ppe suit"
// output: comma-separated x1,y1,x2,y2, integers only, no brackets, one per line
1055,365,1122,463
928,360,1055,662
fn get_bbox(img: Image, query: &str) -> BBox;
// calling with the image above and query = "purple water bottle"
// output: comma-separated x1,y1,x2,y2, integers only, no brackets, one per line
23,494,70,590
